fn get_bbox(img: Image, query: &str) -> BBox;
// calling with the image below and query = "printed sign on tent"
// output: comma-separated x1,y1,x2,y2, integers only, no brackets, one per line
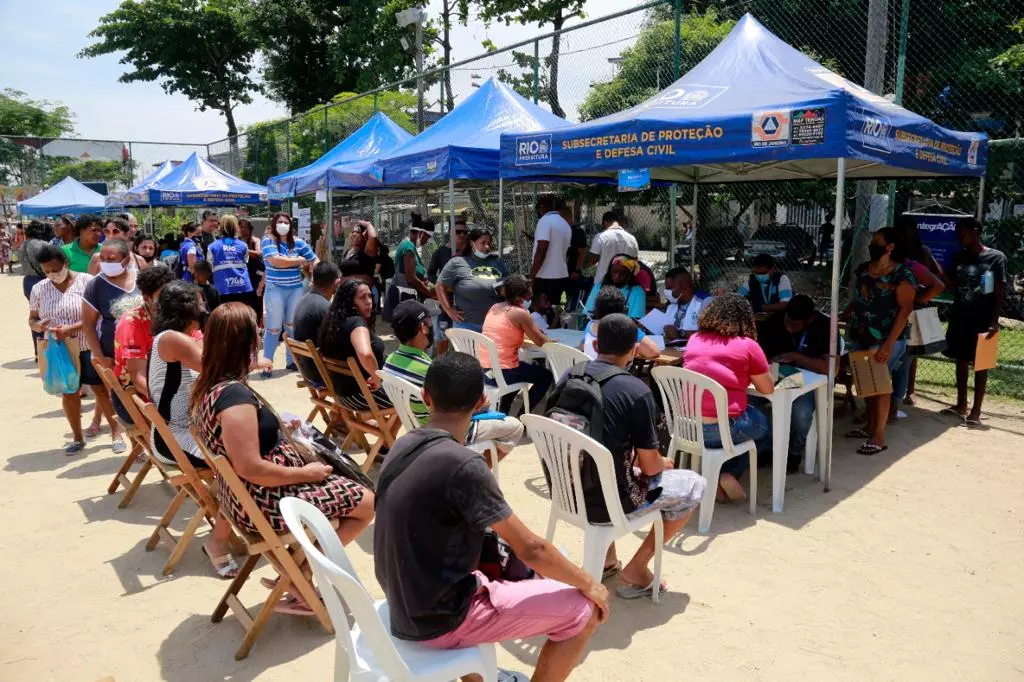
752,110,791,148
618,168,651,192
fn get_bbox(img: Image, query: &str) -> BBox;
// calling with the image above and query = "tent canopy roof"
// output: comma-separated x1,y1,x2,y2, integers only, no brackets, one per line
268,112,413,198
500,14,987,184
106,160,177,208
18,176,106,216
148,152,268,205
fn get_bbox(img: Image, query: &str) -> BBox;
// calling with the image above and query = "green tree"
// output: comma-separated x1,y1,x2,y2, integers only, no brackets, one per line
253,0,435,114
0,89,74,186
44,159,136,188
80,0,260,140
474,0,587,118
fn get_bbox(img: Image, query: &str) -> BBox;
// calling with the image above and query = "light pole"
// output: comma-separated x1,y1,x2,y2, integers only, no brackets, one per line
397,6,428,132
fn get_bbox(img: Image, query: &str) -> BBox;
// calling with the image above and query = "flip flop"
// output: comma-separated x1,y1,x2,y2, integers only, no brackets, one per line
844,428,871,439
616,579,668,600
856,442,888,456
85,423,102,439
965,417,983,428
202,545,240,579
273,594,315,616
940,407,967,419
601,561,622,582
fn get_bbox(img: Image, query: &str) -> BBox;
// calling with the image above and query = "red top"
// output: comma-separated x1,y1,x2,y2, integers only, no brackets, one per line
114,306,203,392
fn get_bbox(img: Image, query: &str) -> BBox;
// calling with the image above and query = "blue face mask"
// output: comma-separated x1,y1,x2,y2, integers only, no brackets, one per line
754,273,771,283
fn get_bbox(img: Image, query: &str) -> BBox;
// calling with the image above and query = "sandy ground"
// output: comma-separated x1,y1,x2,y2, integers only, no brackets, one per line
1,272,1023,682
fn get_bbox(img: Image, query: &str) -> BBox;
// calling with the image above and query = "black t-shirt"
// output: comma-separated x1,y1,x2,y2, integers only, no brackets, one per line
340,248,377,280
566,225,587,273
324,316,384,396
374,429,512,641
949,247,1007,328
588,360,660,522
198,282,220,311
427,245,452,283
757,311,830,361
292,291,331,383
213,383,281,458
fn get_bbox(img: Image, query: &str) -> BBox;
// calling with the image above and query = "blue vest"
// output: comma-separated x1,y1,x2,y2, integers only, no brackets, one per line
178,238,202,282
209,237,252,295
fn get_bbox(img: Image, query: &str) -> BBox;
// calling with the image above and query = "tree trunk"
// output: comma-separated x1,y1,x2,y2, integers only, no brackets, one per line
223,103,240,174
547,12,565,118
443,0,455,112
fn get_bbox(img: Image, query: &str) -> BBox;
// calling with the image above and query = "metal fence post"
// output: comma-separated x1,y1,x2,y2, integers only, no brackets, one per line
886,0,911,224
674,0,681,80
323,106,329,154
533,40,540,104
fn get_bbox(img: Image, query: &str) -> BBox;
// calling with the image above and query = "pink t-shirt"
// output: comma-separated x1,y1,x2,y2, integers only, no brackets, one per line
683,332,770,418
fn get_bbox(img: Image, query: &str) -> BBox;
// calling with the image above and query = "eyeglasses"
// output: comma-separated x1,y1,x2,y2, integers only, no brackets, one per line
455,230,467,236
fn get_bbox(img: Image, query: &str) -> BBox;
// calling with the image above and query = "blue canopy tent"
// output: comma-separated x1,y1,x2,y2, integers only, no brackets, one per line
18,176,106,217
106,160,176,208
266,112,413,200
147,152,268,206
499,14,988,489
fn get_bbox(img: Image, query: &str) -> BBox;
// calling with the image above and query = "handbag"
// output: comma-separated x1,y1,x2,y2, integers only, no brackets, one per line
907,307,947,356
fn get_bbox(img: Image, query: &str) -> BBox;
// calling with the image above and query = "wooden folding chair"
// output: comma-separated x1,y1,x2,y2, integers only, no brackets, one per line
283,336,335,432
318,355,401,472
94,363,173,508
190,428,335,660
133,396,220,575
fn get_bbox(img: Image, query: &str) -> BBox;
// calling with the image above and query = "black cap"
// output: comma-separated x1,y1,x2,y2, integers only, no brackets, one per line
391,300,431,342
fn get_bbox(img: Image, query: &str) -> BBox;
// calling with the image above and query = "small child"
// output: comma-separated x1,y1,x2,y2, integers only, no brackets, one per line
191,260,221,313
739,254,792,314
530,292,557,331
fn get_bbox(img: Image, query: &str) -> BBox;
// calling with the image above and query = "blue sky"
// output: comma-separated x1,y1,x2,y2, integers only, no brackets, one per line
0,0,638,152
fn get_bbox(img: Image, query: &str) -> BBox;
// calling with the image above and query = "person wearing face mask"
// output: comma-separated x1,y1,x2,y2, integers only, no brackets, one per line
89,218,148,275
383,218,436,323
133,234,159,268
842,227,916,456
436,226,509,334
82,238,139,453
383,300,524,462
63,215,103,274
739,254,792,314
583,253,647,320
28,245,102,454
426,220,468,354
206,214,254,306
178,221,204,282
661,266,711,343
261,211,317,376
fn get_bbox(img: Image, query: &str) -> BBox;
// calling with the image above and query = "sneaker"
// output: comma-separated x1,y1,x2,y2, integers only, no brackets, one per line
260,368,274,379
64,440,86,455
285,362,298,372
111,439,127,454
498,671,529,682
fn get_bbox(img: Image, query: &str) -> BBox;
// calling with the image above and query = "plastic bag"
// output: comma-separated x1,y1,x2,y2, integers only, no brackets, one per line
42,335,79,396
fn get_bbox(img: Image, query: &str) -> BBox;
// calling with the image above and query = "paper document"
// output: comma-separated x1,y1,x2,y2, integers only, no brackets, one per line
975,332,999,371
638,308,674,334
775,368,825,390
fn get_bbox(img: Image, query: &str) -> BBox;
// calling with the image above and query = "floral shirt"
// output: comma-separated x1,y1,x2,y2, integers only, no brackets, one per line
849,262,916,346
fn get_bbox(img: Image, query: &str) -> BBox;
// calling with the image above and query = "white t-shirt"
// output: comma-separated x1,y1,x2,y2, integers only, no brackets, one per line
532,212,572,280
589,224,638,283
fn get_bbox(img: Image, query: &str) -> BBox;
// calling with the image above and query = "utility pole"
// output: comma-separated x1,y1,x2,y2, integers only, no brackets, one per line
887,0,911,224
416,19,425,132
848,0,888,294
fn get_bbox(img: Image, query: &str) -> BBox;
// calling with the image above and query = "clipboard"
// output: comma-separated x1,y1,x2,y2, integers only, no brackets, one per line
849,350,893,398
974,332,999,371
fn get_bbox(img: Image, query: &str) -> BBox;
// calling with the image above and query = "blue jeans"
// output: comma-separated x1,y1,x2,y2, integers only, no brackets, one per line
891,349,911,404
453,321,483,333
263,283,304,365
487,361,552,414
702,403,772,478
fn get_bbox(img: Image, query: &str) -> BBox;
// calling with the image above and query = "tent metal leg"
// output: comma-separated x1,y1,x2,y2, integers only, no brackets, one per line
448,179,456,254
497,178,504,256
668,185,677,267
690,183,698,274
825,157,847,493
326,190,333,260
976,176,985,220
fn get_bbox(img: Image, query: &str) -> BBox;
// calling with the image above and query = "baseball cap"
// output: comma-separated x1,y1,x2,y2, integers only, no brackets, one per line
391,300,431,341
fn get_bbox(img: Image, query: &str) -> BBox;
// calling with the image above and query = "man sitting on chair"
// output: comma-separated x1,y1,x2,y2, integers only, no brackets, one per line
375,352,607,682
291,262,341,385
553,313,706,600
755,294,830,473
382,300,524,462
661,266,711,343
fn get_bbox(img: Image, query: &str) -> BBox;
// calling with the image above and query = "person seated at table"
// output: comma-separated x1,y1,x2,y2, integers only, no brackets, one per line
683,294,774,503
584,286,661,361
480,274,552,413
318,279,393,411
662,266,711,343
755,294,830,473
583,254,646,319
383,300,524,461
552,313,707,599
374,352,607,680
739,254,792,314
530,291,558,331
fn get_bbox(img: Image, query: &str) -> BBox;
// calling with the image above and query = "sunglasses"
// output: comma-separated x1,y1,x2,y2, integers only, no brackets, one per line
455,230,467,236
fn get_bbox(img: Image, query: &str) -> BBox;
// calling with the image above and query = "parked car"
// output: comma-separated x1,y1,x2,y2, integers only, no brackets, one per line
743,223,817,268
675,225,745,266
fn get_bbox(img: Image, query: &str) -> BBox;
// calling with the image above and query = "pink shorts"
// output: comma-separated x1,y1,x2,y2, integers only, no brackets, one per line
422,572,594,649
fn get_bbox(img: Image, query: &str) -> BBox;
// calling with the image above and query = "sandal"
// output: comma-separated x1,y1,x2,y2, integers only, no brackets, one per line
856,442,888,456
274,593,315,616
965,417,983,428
616,579,668,600
601,561,622,582
85,423,102,439
844,428,871,439
940,407,967,419
202,545,240,579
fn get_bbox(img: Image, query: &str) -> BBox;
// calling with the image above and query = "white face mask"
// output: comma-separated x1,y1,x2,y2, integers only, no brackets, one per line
99,260,126,278
665,289,679,303
46,267,69,284
275,223,291,236
473,249,490,259
521,299,532,310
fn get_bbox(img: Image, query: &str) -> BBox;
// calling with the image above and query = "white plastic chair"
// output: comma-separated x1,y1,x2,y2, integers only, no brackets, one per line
541,342,590,384
651,366,757,534
520,414,664,603
446,328,531,414
377,370,499,480
279,497,498,682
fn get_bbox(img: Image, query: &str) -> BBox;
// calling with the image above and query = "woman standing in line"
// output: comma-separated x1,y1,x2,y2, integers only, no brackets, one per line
260,212,317,376
206,214,253,307
436,226,509,334
238,218,265,326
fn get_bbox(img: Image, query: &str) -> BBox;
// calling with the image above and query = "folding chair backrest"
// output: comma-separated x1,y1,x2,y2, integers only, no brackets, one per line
651,366,736,454
136,396,216,511
319,355,385,416
283,335,326,388
95,363,151,436
446,328,508,390
541,342,589,384
279,497,411,682
376,371,423,433
520,414,630,529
